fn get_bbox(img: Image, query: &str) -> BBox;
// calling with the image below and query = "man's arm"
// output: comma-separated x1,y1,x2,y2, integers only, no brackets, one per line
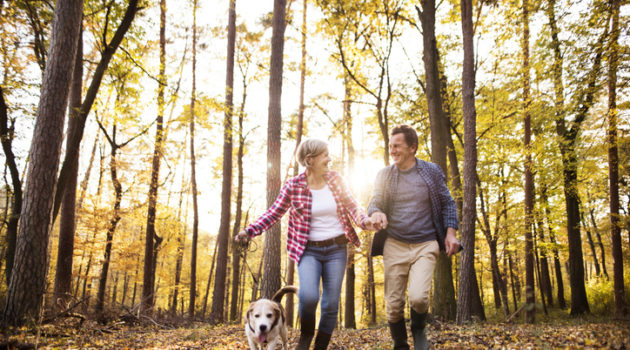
367,168,388,230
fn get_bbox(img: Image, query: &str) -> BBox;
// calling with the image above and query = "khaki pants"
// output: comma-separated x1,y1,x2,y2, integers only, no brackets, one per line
383,237,439,323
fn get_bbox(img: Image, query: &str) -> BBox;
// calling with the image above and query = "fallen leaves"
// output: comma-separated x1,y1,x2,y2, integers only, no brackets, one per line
4,318,629,349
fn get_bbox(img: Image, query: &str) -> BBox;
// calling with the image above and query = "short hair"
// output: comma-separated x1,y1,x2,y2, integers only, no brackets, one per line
391,124,418,152
296,139,328,168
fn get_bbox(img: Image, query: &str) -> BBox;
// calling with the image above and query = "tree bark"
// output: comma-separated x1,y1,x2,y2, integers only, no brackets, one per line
230,58,250,322
541,186,566,308
0,87,22,287
456,0,478,324
588,209,608,278
188,0,200,319
343,75,357,329
607,0,626,317
2,0,82,326
53,27,83,311
210,0,236,324
261,0,287,299
142,0,167,315
521,0,536,324
418,0,458,322
95,125,124,314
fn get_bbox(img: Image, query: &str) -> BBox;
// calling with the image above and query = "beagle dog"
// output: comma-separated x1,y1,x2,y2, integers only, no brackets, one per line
245,286,297,350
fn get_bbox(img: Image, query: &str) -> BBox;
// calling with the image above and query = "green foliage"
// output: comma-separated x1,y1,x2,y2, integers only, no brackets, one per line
586,273,630,315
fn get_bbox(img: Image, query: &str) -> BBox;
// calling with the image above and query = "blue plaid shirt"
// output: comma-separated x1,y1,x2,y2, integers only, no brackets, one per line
367,158,459,249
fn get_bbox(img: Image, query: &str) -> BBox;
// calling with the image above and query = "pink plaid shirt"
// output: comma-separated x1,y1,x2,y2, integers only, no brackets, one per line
245,171,367,263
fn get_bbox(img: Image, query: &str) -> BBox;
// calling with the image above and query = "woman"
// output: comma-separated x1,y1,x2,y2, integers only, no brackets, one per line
235,139,373,350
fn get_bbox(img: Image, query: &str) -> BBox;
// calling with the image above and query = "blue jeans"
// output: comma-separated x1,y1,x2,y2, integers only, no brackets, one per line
297,242,347,334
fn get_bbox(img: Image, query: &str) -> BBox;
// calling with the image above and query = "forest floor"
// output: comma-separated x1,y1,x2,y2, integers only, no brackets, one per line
2,316,629,349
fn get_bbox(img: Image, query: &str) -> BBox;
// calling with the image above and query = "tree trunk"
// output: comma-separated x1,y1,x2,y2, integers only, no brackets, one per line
547,0,605,316
520,0,536,324
456,0,478,324
96,129,124,314
418,0,458,322
262,0,287,299
53,27,83,312
0,87,23,288
589,209,608,278
142,0,167,315
581,209,600,277
230,60,249,323
188,0,200,319
210,0,236,324
343,75,356,329
541,185,565,308
2,0,82,326
286,0,308,327
607,0,626,317
52,0,139,223
202,239,219,318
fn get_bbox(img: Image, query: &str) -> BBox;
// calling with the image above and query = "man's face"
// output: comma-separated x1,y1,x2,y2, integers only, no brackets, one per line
389,133,416,168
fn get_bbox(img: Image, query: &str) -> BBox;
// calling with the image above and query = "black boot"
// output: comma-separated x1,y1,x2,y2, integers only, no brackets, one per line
296,317,315,350
388,319,410,350
313,330,332,350
410,309,429,350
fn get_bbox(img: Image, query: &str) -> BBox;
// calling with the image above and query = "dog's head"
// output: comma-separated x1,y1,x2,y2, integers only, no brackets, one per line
246,299,283,343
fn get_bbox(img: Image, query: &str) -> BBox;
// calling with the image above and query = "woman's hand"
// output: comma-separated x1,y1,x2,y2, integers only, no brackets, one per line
364,217,376,231
235,230,250,244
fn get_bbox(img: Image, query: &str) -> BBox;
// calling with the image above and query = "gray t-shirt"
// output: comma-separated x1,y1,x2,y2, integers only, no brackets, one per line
386,165,437,243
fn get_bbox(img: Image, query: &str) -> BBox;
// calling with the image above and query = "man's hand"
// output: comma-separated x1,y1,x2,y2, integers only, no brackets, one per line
235,230,250,245
364,217,376,231
444,228,460,257
370,212,388,231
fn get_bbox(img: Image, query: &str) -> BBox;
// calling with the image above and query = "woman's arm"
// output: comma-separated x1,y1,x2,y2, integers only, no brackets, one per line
334,173,369,229
244,180,293,237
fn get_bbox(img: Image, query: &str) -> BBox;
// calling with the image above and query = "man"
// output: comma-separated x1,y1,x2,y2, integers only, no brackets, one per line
368,125,460,350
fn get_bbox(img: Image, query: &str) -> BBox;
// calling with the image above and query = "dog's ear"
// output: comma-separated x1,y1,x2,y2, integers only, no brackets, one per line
246,303,255,321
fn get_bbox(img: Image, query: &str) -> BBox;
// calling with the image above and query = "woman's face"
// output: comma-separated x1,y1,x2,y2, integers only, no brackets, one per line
308,148,331,174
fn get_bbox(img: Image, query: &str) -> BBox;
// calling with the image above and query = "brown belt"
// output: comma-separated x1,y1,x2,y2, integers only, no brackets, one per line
307,235,348,248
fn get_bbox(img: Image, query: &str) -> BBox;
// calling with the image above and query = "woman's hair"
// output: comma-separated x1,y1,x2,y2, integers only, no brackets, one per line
297,139,328,167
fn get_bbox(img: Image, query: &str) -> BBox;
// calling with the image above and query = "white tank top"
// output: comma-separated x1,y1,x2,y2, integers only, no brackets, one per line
309,185,344,241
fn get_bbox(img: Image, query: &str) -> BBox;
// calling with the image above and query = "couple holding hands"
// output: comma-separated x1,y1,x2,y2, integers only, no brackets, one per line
235,125,460,350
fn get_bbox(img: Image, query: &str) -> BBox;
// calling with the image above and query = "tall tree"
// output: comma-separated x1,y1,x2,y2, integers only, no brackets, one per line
95,116,147,313
343,76,356,329
285,0,308,327
261,0,287,299
0,87,22,287
606,0,626,318
546,0,607,316
521,0,536,323
188,0,200,319
2,0,83,326
210,0,236,324
51,0,139,223
417,0,458,321
456,0,479,324
53,26,83,311
142,0,167,315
